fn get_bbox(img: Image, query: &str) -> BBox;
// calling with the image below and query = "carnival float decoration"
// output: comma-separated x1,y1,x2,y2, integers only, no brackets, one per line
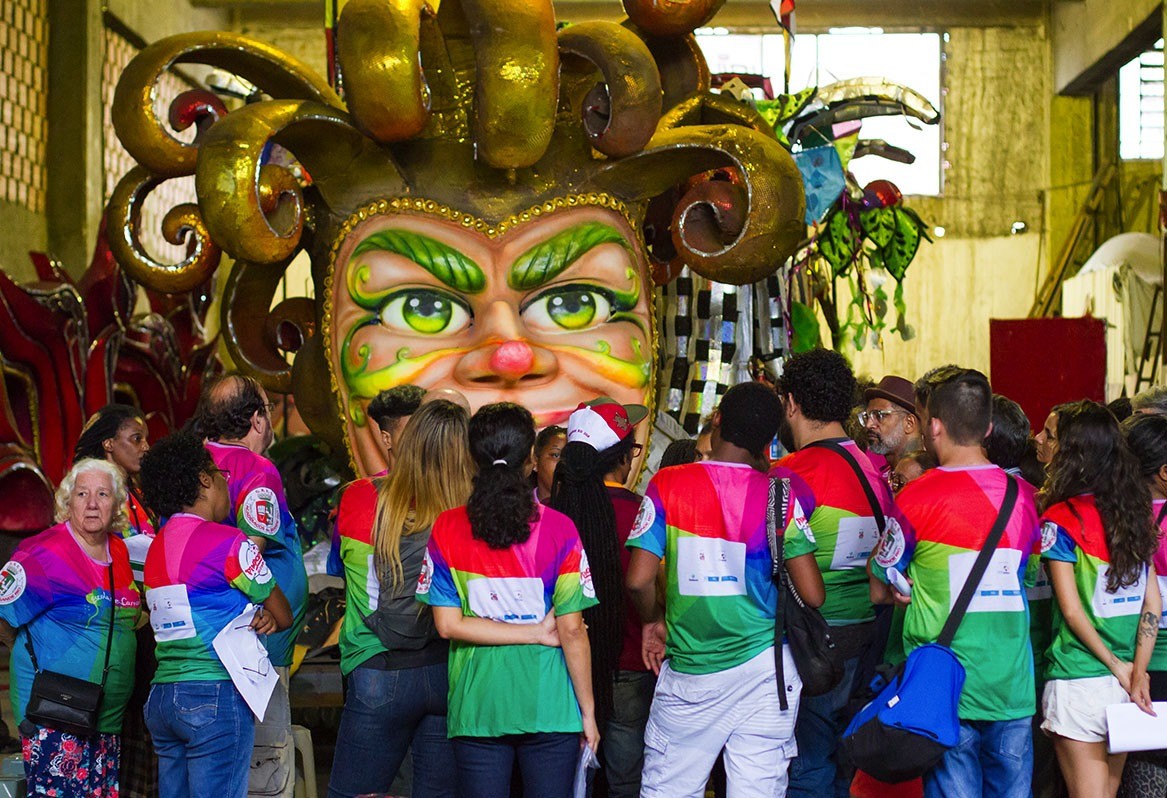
0,224,218,532
92,0,940,484
107,0,810,476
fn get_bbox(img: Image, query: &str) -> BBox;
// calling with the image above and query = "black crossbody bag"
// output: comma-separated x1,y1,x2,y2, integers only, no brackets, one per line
24,564,115,737
767,477,844,709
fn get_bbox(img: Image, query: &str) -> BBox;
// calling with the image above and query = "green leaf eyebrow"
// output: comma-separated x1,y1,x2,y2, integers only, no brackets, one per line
508,222,630,291
352,230,486,294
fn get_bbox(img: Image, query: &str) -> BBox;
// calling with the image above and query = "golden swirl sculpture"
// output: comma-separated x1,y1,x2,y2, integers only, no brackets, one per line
109,0,805,477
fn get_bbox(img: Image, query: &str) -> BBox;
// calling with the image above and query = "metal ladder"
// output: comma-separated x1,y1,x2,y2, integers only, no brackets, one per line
1136,283,1163,393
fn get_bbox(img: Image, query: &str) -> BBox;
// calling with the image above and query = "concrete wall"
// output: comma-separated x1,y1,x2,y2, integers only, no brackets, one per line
1053,0,1160,94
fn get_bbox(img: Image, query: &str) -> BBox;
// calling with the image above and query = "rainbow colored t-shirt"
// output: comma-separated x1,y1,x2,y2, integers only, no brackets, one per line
335,477,389,675
0,523,141,733
872,465,1041,721
144,513,276,683
1042,495,1149,680
417,504,597,738
1152,499,1167,672
207,441,307,667
627,461,818,676
777,438,906,625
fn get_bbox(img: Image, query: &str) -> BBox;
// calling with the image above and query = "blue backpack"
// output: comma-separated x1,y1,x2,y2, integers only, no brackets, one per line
842,477,1018,784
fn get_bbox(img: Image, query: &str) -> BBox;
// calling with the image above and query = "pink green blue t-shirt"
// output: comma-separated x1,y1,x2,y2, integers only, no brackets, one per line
0,523,141,733
207,441,307,667
1041,495,1149,680
417,503,597,738
872,466,1041,721
335,477,389,675
777,439,906,625
1152,499,1167,671
144,513,276,683
627,461,818,676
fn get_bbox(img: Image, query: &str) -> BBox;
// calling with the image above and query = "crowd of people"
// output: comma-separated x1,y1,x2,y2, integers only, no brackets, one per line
6,357,1167,798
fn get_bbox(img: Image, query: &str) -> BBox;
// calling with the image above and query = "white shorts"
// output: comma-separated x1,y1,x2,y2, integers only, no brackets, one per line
1041,674,1130,743
640,645,801,798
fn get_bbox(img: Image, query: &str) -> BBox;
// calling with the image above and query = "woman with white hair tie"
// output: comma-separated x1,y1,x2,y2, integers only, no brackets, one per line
0,457,141,796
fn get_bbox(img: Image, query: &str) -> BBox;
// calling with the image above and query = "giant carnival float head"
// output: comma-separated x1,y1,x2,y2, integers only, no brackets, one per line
107,0,806,479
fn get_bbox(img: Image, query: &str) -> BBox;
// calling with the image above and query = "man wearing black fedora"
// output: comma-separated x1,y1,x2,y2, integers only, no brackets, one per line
862,375,923,478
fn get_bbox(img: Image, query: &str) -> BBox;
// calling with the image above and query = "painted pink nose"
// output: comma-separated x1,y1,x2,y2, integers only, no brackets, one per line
489,340,535,377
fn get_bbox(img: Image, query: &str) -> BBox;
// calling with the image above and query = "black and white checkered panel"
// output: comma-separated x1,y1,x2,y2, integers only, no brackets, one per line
656,267,791,435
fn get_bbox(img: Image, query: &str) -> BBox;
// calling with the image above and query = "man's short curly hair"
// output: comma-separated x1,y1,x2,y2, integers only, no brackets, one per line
367,384,425,432
718,381,783,457
140,432,216,518
778,349,856,424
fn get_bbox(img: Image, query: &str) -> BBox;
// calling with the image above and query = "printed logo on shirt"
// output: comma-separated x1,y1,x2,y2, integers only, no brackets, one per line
1093,564,1147,619
1040,521,1059,554
792,498,815,544
580,550,595,599
874,518,906,569
676,537,747,597
0,561,26,605
629,497,655,541
238,540,273,585
467,577,545,623
417,550,433,595
242,487,280,536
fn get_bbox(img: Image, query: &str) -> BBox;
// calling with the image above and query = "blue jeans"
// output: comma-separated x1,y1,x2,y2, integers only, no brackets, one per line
604,670,656,798
327,662,455,798
924,717,1033,798
451,732,579,798
145,680,253,798
788,655,860,798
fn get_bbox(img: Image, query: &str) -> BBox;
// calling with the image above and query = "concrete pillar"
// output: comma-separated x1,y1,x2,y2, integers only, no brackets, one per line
45,0,104,276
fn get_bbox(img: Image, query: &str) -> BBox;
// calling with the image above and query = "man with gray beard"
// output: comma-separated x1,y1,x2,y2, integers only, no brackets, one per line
861,375,922,477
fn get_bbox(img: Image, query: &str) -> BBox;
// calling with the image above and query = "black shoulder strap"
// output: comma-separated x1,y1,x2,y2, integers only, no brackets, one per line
803,439,886,533
937,476,1019,648
766,476,791,711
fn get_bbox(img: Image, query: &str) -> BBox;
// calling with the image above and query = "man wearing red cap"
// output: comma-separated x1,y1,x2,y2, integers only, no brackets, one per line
862,376,923,478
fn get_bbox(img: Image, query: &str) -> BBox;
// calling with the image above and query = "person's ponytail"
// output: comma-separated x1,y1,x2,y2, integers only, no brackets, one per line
466,403,537,549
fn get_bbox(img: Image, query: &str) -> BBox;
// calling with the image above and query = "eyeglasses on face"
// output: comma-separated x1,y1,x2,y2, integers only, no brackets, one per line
631,443,644,455
859,409,907,426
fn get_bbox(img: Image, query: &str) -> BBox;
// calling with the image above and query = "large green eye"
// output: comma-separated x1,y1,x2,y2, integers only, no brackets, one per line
523,286,613,333
379,289,472,335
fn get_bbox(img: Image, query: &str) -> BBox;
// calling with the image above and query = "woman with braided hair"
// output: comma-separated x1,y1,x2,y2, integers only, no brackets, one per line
549,398,649,797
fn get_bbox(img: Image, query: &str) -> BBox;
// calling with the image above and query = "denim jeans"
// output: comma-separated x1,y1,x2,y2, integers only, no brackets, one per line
451,732,579,798
924,717,1033,798
788,655,860,798
145,680,254,798
327,662,455,798
604,670,656,798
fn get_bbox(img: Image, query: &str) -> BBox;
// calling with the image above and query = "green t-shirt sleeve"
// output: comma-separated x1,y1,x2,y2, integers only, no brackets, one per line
552,529,599,615
783,493,818,560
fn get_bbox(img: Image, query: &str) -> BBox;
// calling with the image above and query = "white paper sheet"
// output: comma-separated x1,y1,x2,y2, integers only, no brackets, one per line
1106,702,1167,753
212,604,278,722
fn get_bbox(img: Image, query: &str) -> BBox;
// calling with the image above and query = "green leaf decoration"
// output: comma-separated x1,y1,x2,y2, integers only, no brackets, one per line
509,222,628,291
818,208,861,276
756,87,817,128
353,230,486,294
880,206,923,281
790,301,821,352
859,206,897,248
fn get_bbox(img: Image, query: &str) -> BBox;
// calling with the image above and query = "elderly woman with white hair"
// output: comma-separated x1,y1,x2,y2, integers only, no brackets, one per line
0,457,141,796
